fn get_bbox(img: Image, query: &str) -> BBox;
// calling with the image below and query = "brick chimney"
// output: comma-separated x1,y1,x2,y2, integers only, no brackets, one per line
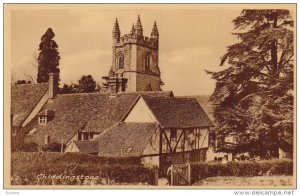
49,73,58,100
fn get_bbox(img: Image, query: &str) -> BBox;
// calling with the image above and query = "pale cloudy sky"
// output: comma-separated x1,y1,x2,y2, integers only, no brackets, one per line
9,4,243,96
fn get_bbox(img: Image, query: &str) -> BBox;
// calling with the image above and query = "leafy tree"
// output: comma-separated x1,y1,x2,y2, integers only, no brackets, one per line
60,84,78,94
208,10,294,157
77,75,97,93
37,28,60,83
60,75,97,94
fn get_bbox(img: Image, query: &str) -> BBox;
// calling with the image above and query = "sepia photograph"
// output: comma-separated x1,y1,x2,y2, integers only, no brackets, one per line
3,3,296,189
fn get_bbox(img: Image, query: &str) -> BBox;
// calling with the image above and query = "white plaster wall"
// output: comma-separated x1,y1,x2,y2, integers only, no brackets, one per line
199,128,209,148
141,127,160,155
124,97,157,123
65,141,79,153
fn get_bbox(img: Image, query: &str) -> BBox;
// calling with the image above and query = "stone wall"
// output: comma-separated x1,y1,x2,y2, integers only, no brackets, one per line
136,45,159,74
136,73,161,91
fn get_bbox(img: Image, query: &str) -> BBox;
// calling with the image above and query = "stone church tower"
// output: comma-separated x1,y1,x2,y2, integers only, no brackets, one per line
103,15,162,93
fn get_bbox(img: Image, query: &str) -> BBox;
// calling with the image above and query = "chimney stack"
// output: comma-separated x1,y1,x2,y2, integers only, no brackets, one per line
49,73,58,100
44,135,50,145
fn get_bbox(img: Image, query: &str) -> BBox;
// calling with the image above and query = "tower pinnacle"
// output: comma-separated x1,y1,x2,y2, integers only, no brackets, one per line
130,23,135,35
151,21,159,36
135,15,143,36
112,18,120,41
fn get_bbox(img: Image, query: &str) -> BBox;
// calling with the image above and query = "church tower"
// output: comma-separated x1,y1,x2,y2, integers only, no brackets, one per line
104,16,161,93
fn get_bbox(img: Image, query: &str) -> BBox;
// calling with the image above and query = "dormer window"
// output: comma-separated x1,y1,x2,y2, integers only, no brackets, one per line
126,147,133,152
39,116,47,125
78,131,94,141
37,109,54,125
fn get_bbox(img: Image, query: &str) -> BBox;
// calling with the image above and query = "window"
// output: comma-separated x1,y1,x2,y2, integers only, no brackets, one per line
145,54,151,71
117,54,124,69
170,129,177,139
83,133,89,140
126,147,133,152
39,116,47,125
12,128,17,136
44,135,50,145
78,132,93,141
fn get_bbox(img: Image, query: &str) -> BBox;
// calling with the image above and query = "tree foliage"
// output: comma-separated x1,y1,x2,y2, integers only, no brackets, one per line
208,10,294,157
37,28,60,83
77,75,97,93
60,84,78,94
60,75,97,94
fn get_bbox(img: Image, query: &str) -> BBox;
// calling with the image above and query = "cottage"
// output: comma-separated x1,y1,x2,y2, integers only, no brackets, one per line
93,95,213,174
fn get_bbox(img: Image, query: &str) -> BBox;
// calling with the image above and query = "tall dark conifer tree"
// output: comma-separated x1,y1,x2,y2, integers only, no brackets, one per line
208,10,294,157
37,28,60,83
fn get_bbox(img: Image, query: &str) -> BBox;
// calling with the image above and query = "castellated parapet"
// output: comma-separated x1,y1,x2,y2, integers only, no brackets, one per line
104,15,162,94
115,34,159,49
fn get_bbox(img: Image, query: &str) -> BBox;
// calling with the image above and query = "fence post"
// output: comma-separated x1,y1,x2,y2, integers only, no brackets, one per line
171,165,173,186
154,168,158,186
187,163,191,186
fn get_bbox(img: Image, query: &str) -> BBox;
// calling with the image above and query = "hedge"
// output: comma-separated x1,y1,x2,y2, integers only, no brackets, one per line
191,159,293,184
11,152,156,185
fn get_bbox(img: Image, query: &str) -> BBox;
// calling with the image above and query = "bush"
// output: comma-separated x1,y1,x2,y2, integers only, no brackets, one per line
191,159,293,184
19,141,38,152
42,142,66,152
11,152,156,185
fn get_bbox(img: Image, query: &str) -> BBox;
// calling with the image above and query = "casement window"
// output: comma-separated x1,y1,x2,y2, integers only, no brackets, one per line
170,129,177,139
39,116,47,125
78,132,94,141
83,133,89,140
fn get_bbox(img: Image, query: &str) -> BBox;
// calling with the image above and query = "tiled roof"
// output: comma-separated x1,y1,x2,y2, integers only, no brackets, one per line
73,141,99,154
11,83,48,127
118,91,174,98
94,122,158,157
143,96,213,129
188,95,214,122
27,91,172,146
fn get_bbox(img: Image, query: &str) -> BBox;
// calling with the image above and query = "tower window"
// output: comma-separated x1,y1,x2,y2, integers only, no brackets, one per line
117,55,124,69
145,54,151,71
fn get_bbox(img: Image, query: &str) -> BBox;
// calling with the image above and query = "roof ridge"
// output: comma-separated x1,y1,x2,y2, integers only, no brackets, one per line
74,140,98,143
12,82,48,87
118,91,172,94
58,92,108,96
119,122,158,125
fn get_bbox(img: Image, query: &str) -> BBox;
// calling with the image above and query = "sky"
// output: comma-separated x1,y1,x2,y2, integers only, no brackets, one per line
9,4,243,96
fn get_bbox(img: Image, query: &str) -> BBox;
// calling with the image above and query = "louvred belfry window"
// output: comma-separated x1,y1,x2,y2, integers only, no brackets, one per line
145,54,151,71
118,55,124,69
